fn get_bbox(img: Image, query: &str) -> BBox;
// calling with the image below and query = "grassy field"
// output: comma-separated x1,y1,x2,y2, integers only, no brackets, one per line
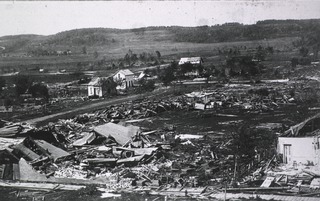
0,25,299,73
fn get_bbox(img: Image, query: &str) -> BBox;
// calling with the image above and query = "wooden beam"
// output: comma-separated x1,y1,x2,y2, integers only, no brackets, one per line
226,187,291,192
33,139,70,161
0,180,85,191
12,163,20,181
13,144,40,161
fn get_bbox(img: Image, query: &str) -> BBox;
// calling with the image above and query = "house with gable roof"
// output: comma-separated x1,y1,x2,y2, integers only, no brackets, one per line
113,69,135,90
87,77,116,98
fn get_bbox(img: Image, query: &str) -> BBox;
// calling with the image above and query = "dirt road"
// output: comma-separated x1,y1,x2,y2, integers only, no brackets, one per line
26,88,171,126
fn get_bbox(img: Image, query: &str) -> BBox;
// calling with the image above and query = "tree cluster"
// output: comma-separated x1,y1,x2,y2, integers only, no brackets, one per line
27,48,72,57
226,56,261,77
229,123,277,164
123,50,162,67
47,29,114,46
294,25,320,61
0,77,5,92
2,75,51,106
158,61,178,86
136,79,156,93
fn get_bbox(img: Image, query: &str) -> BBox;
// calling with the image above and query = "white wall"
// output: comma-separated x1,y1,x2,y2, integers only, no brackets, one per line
113,71,134,89
88,86,102,97
278,137,317,165
113,72,126,81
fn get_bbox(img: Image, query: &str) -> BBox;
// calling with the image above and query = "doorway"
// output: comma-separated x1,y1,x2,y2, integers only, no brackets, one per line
283,144,292,164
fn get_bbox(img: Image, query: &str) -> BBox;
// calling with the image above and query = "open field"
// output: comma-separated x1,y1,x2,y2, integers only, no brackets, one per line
0,26,298,74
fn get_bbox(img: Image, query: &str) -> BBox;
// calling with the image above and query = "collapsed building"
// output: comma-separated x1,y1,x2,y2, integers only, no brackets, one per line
2,87,320,199
278,113,320,166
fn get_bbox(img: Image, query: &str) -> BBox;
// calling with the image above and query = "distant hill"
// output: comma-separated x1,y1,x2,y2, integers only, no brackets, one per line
0,19,319,56
0,19,319,72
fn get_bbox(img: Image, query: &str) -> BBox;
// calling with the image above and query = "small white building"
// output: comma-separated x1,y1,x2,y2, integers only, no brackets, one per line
87,77,117,98
113,69,135,89
178,57,203,65
278,113,320,165
178,57,203,77
88,77,103,98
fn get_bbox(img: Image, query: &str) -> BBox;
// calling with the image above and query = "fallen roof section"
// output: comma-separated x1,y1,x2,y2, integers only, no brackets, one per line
282,112,320,137
94,122,140,145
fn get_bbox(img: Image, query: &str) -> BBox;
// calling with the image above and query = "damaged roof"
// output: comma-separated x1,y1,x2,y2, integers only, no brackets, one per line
87,77,101,86
179,57,203,65
282,113,320,137
115,69,134,76
93,122,140,145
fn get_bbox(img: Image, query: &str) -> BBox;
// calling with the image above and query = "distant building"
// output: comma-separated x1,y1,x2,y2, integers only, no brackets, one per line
113,69,135,89
178,57,203,66
87,77,116,98
137,71,153,80
178,57,204,76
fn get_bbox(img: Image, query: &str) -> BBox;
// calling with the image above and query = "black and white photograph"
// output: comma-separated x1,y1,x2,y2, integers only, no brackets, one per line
1,0,320,200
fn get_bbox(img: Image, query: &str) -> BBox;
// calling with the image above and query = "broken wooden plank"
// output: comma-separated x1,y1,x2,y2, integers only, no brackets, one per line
117,155,145,166
1,164,5,179
141,130,157,135
226,187,291,192
175,134,204,140
114,147,158,156
0,137,24,150
72,132,96,146
33,139,70,161
131,148,158,156
149,187,206,196
303,169,320,177
0,125,23,138
0,181,85,191
83,158,117,165
12,163,20,180
13,143,40,161
260,176,275,187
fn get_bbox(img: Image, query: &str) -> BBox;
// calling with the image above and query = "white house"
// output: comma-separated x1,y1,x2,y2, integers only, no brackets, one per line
87,77,117,98
278,113,320,165
88,77,103,98
178,57,203,76
113,69,135,89
178,57,203,65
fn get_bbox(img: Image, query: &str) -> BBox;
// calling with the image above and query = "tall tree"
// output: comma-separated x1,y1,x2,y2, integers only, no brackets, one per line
14,75,33,96
0,77,5,92
306,27,320,60
82,46,87,54
159,61,177,86
93,50,99,59
124,49,138,66
29,83,49,100
295,26,320,61
155,51,161,59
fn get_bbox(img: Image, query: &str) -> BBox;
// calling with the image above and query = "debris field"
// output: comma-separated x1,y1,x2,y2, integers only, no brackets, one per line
1,82,320,200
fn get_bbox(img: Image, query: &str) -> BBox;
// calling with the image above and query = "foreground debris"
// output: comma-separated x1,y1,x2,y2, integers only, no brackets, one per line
1,84,320,200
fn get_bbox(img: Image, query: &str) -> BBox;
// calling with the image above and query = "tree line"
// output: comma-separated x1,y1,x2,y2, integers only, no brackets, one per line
0,75,49,107
170,20,320,43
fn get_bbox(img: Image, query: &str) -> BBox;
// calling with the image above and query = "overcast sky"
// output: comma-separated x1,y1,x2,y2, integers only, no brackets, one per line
0,0,320,37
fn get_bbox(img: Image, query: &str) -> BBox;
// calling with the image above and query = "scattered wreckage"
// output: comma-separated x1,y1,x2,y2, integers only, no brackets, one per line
1,87,320,200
